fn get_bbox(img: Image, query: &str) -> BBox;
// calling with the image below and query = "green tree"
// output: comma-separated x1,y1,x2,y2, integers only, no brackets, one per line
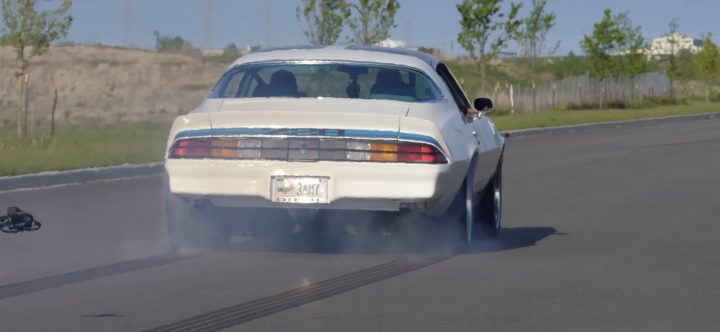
457,0,522,92
666,18,680,101
616,14,648,77
222,43,241,59
153,31,200,57
154,31,186,53
514,0,555,111
347,0,399,45
695,34,720,102
582,9,648,78
581,9,626,79
297,0,350,45
1,0,72,138
676,49,696,80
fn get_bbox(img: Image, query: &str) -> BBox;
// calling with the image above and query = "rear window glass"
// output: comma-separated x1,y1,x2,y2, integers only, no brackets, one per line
210,62,443,102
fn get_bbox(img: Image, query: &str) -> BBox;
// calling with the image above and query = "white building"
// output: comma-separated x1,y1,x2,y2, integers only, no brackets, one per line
648,32,704,56
375,38,407,48
200,48,224,56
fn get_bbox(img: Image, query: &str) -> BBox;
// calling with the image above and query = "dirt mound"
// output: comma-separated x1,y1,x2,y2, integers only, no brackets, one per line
0,45,227,124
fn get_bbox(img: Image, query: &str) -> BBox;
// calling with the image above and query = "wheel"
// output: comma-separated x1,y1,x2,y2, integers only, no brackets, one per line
165,192,231,252
442,156,503,245
476,158,503,239
441,158,480,245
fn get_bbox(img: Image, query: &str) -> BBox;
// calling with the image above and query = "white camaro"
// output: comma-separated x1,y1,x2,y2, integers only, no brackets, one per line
164,46,505,250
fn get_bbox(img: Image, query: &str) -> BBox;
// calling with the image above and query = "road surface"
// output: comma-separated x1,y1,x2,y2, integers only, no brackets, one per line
1,117,719,332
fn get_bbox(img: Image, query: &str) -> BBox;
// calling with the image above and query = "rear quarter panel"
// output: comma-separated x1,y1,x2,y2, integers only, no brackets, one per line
402,102,473,214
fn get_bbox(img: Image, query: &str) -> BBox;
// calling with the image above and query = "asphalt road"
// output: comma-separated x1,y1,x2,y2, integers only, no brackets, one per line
1,117,719,332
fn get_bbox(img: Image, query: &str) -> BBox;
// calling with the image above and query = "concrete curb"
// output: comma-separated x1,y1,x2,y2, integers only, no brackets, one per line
1,112,717,192
0,163,165,193
502,112,719,138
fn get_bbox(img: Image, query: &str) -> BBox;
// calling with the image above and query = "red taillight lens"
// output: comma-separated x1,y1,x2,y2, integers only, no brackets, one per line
170,139,212,158
397,143,445,163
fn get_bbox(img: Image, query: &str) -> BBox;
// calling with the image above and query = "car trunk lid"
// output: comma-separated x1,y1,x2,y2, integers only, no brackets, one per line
206,98,409,139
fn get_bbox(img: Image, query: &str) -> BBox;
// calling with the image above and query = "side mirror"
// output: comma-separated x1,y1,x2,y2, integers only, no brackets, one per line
473,97,494,113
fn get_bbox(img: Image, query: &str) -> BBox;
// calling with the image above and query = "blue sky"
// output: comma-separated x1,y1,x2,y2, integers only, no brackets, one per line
51,0,720,55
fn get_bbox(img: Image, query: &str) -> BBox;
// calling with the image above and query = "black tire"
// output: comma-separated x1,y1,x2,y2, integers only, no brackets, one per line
442,156,503,245
440,159,479,246
165,193,231,252
476,158,503,239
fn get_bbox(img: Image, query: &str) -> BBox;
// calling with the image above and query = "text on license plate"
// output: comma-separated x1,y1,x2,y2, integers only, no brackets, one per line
271,176,329,204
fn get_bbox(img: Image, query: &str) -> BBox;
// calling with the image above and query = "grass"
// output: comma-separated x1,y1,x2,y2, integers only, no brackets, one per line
0,122,171,176
490,102,720,131
0,103,718,176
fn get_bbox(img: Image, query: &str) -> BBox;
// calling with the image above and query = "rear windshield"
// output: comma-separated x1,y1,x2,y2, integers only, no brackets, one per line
209,62,443,102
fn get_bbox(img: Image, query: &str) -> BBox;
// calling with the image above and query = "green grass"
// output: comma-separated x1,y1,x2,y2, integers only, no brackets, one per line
0,122,171,176
490,103,720,131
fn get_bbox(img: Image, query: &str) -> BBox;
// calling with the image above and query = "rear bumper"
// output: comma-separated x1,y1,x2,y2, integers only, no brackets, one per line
165,159,464,212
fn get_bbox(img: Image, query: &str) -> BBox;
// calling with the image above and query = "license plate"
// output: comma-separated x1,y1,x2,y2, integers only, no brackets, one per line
271,176,329,204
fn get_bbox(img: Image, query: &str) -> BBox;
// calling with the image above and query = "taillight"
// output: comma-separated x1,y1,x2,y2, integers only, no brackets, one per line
345,142,446,164
169,138,446,164
170,139,212,158
397,144,444,163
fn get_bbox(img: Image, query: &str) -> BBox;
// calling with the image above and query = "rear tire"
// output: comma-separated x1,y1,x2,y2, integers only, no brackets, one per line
441,159,479,246
442,156,503,246
476,158,503,239
165,193,231,252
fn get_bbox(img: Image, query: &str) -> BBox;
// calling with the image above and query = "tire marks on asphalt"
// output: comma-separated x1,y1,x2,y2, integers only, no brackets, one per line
144,255,452,332
0,255,188,300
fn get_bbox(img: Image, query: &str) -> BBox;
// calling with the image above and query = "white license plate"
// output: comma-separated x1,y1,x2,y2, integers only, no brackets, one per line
271,176,329,204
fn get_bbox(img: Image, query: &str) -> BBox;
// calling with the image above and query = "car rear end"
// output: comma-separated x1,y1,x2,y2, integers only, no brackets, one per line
165,100,457,213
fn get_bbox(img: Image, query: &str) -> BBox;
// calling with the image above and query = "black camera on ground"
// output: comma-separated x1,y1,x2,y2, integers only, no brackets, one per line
0,207,42,233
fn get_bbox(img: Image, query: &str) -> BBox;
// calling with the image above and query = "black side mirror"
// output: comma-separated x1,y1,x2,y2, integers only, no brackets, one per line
474,97,494,112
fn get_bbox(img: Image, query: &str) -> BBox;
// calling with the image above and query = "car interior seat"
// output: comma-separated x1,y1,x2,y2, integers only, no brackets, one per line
253,70,299,97
369,69,415,100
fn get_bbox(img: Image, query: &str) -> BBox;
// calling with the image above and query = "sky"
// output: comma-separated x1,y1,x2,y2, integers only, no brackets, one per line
29,0,720,55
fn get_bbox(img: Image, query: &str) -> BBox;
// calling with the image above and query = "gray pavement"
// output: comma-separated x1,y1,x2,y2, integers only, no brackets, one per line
0,117,718,331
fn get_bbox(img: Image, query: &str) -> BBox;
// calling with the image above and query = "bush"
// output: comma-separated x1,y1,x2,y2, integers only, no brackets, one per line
202,43,243,63
153,31,201,58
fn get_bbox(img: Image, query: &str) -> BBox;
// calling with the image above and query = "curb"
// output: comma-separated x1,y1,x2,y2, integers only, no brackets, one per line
0,163,165,193
502,112,719,138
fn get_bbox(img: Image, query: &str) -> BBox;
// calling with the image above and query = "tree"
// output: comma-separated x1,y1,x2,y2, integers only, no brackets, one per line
581,9,648,108
666,18,680,101
676,49,696,80
616,13,648,77
1,0,72,138
153,31,200,57
457,0,522,92
222,43,240,59
582,9,648,79
297,0,350,45
581,9,627,79
695,34,720,102
514,0,555,112
347,0,399,46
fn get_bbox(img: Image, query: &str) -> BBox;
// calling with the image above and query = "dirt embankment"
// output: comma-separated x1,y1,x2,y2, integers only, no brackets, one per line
0,45,227,124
